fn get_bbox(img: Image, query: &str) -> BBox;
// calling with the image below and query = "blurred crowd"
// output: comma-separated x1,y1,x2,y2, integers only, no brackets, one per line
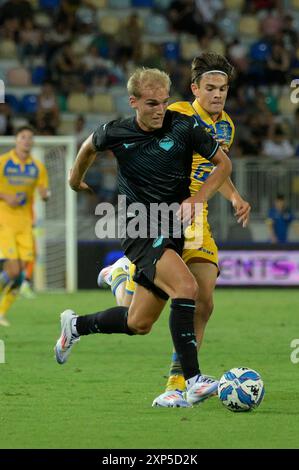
0,0,298,213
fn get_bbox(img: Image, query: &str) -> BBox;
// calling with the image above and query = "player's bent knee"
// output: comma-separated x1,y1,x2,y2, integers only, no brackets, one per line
136,326,151,335
176,280,199,300
127,319,152,335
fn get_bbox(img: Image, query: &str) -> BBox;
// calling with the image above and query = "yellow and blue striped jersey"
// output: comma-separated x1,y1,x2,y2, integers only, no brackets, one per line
168,99,235,199
0,149,48,227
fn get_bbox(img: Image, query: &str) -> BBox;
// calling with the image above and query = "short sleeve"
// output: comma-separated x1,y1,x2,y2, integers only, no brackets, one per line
37,161,49,189
191,117,219,160
228,120,235,149
92,122,109,152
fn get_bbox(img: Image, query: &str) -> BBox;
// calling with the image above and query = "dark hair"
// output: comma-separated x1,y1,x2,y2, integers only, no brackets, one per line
191,53,234,84
15,125,35,136
276,193,285,200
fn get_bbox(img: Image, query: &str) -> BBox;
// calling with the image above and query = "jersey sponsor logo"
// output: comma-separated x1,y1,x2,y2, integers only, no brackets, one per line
4,160,39,180
123,143,136,149
158,138,174,151
197,246,215,256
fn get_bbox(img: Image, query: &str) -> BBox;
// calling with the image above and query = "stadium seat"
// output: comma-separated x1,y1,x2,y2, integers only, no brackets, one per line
131,0,154,6
6,67,31,86
0,39,17,59
67,93,90,113
31,66,47,85
90,94,115,113
145,14,169,35
154,0,172,8
71,40,86,57
34,12,52,28
21,94,38,113
99,16,121,36
108,0,130,7
278,92,297,115
265,94,278,114
57,94,67,112
239,15,260,37
180,37,200,61
115,95,132,115
89,0,107,7
218,17,238,39
58,119,76,135
292,176,299,194
224,0,244,9
249,41,271,62
164,42,180,60
39,0,60,8
5,94,20,113
208,39,225,56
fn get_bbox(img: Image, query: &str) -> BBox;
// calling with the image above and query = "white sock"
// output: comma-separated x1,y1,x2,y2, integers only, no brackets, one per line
186,373,201,391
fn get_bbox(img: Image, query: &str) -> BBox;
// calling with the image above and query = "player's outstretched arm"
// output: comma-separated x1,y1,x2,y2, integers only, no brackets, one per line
218,178,251,227
69,134,97,193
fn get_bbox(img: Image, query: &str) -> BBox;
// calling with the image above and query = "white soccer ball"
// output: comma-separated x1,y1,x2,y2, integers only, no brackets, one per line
218,367,265,412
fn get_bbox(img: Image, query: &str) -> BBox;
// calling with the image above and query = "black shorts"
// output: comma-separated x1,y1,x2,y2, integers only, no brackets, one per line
121,235,184,300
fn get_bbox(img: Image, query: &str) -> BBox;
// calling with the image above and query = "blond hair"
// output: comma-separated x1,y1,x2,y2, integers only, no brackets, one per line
127,67,171,97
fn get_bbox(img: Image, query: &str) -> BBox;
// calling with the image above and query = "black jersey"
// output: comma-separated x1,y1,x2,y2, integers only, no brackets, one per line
92,110,219,207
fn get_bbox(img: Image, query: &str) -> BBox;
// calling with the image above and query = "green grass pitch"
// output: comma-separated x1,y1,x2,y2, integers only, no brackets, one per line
0,289,298,449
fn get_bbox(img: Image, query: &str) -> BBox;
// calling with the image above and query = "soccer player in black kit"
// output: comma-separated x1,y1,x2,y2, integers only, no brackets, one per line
54,68,231,406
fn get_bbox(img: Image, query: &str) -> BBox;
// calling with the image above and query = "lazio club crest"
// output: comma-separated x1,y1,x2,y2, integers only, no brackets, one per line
159,138,174,151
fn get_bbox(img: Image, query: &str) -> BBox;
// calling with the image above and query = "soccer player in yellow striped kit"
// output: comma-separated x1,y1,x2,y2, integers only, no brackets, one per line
98,53,251,407
0,126,49,326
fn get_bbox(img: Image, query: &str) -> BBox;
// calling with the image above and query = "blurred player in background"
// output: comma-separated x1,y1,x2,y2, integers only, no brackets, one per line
266,193,295,244
20,259,36,299
0,126,49,326
20,206,39,300
98,53,251,407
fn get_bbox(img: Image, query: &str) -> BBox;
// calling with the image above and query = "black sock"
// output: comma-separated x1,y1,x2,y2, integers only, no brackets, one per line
169,298,200,380
76,306,135,336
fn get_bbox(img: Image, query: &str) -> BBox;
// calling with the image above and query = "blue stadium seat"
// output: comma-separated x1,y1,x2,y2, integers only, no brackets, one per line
164,42,180,60
249,41,271,62
131,0,154,7
5,94,20,113
39,0,60,8
218,17,238,39
145,14,169,35
31,66,47,85
21,94,38,113
115,95,133,115
154,0,172,8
